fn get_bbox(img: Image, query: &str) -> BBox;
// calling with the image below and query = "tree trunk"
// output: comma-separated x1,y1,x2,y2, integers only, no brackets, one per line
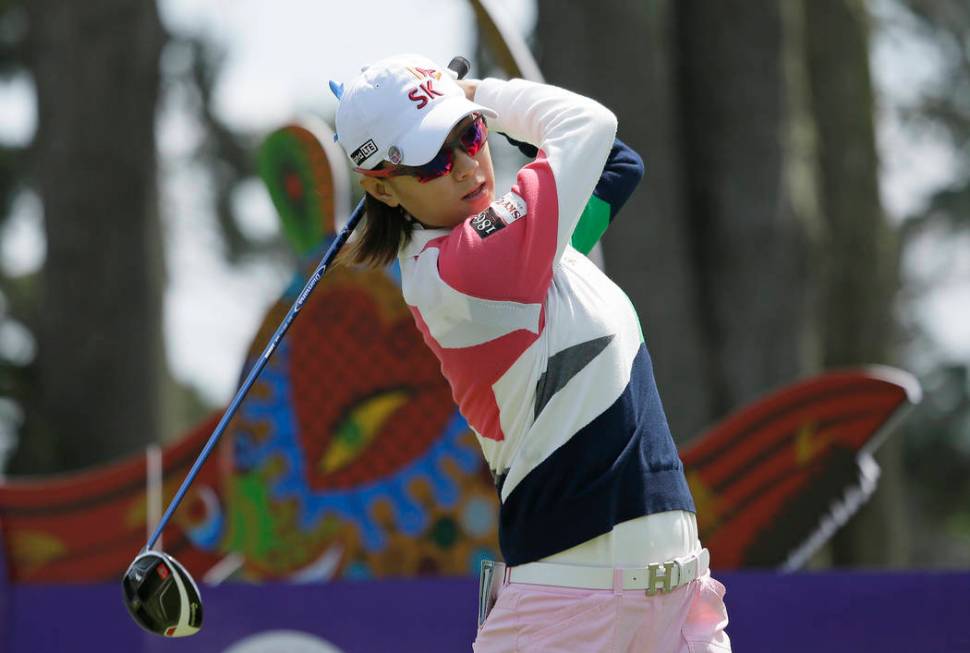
674,0,817,422
534,0,903,568
9,0,166,474
803,0,907,566
536,0,714,441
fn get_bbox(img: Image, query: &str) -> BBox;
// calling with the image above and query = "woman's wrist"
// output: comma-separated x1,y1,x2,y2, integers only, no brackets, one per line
457,79,479,102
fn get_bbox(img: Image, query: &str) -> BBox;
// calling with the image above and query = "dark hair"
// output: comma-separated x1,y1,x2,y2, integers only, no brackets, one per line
341,193,414,268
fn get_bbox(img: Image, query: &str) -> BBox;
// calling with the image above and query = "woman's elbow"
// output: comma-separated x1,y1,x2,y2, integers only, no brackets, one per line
613,138,645,185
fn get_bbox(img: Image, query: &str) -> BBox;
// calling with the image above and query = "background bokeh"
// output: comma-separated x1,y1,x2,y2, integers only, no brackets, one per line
0,0,967,570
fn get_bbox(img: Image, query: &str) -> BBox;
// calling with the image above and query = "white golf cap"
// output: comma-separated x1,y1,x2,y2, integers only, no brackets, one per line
332,54,497,170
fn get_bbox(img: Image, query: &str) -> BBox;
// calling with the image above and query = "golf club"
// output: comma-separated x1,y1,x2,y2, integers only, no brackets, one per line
122,55,472,637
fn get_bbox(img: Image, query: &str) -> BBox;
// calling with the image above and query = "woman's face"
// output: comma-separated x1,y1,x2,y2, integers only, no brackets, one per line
360,116,496,229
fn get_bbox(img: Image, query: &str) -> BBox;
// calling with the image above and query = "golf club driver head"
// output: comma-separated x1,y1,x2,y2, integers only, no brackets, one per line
122,550,203,637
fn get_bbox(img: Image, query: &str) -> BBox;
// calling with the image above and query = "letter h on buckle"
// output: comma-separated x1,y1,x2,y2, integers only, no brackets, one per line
645,561,678,596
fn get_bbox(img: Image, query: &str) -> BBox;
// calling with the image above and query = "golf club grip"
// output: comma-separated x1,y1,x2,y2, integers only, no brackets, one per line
142,56,472,553
448,56,471,80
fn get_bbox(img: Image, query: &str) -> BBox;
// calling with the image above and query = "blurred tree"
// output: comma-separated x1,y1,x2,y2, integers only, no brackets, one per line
6,0,167,474
1,5,291,476
535,0,714,440
0,0,24,219
894,0,970,244
805,0,898,370
902,365,970,566
0,0,40,473
166,36,283,265
899,0,970,217
536,0,910,566
159,36,286,266
674,0,818,420
536,0,817,440
803,0,907,566
884,0,970,566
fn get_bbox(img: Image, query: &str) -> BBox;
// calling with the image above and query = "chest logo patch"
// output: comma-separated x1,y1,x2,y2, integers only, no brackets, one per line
470,192,528,240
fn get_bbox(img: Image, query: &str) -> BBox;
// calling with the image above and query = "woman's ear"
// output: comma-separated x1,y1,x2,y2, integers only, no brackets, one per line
359,176,401,208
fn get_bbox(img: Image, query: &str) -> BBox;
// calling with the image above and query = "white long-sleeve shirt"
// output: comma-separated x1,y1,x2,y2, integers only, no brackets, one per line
398,78,694,565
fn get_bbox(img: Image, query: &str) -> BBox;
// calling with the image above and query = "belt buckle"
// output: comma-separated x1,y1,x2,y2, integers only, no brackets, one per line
645,560,679,596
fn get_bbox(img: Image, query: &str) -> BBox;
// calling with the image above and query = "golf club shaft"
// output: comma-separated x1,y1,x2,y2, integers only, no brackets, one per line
144,57,469,551
144,200,365,551
143,56,472,553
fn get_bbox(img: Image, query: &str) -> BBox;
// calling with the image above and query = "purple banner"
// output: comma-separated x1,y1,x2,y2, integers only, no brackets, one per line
2,572,969,652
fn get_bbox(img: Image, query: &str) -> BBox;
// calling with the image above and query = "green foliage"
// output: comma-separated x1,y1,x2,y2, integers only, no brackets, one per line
0,0,27,78
0,144,22,224
895,0,970,225
902,365,970,514
0,0,27,220
878,0,970,565
0,0,30,474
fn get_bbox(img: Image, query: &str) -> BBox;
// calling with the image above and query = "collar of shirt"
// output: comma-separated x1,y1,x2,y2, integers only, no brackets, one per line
399,221,451,259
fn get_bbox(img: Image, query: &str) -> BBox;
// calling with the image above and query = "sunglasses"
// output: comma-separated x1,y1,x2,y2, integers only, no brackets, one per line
357,114,488,183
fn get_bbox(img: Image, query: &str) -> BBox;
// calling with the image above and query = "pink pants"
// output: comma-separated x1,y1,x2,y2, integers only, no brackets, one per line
472,572,731,653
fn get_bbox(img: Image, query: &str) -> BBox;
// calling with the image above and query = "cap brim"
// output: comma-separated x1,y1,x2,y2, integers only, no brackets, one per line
395,96,498,166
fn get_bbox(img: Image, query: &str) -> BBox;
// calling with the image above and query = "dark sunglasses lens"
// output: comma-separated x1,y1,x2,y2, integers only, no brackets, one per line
413,116,486,183
415,147,454,182
461,118,487,156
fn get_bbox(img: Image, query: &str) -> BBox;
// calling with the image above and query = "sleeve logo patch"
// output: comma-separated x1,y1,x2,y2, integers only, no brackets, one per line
492,192,527,226
471,192,527,240
470,207,505,239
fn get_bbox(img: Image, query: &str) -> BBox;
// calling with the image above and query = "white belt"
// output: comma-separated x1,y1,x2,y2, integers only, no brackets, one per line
508,548,710,595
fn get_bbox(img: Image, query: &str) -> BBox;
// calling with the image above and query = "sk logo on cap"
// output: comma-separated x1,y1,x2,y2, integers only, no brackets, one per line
406,67,442,81
408,82,443,110
406,67,444,110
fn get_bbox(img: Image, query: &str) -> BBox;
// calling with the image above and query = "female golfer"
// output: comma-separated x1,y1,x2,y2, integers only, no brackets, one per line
333,54,730,652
